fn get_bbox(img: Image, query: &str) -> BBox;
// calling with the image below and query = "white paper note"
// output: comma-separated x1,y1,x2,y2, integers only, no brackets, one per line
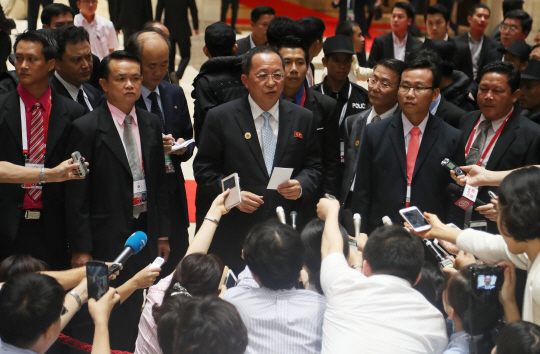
166,138,195,155
267,167,294,189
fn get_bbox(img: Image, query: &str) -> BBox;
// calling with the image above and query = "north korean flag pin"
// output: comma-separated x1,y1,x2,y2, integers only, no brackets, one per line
245,132,251,139
294,131,303,138
355,140,360,146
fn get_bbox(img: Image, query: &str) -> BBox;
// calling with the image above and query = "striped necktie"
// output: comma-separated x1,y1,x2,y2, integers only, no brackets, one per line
28,102,45,200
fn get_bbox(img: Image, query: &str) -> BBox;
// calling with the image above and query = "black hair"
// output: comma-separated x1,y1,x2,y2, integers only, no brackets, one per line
204,22,236,58
413,261,445,311
0,255,49,283
335,20,360,37
392,2,415,19
266,16,298,48
373,58,405,83
157,296,248,354
0,273,64,348
296,16,326,47
99,50,142,80
496,321,540,354
275,35,310,65
54,25,89,60
41,3,72,27
300,219,350,295
425,4,450,23
403,56,442,89
504,9,532,37
415,41,455,77
502,0,524,16
14,30,58,61
363,225,424,285
243,219,304,290
251,5,275,23
478,61,520,93
468,3,491,17
241,46,284,75
498,166,540,242
125,29,170,59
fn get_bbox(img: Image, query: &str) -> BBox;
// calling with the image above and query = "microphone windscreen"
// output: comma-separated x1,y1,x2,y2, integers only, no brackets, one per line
124,231,148,255
340,209,355,237
446,183,463,198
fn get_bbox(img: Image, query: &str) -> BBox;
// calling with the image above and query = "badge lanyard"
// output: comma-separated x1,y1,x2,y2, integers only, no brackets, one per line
299,88,306,107
464,109,512,166
20,96,52,160
321,83,352,126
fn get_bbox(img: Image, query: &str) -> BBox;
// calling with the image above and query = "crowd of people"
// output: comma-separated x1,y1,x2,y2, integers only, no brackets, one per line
2,0,540,353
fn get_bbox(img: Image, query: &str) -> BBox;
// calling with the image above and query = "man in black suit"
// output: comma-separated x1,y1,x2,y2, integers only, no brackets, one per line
332,0,374,37
65,51,169,350
236,6,275,56
50,25,101,112
0,31,85,270
459,61,540,233
115,0,152,45
194,47,322,272
351,57,464,234
341,58,403,207
221,0,240,34
156,0,199,83
367,2,422,68
297,16,326,87
127,29,194,275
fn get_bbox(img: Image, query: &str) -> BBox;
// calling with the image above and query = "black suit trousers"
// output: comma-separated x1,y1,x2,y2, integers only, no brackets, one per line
27,0,53,31
221,0,240,29
169,36,191,79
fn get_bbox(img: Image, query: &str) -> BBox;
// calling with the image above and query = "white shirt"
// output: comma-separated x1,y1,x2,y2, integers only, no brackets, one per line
248,94,279,153
224,267,326,354
468,32,484,79
54,71,93,111
249,34,256,49
0,340,37,354
320,253,448,354
457,228,540,326
366,103,399,125
467,109,511,167
141,85,164,114
403,113,429,154
393,32,408,61
74,14,118,60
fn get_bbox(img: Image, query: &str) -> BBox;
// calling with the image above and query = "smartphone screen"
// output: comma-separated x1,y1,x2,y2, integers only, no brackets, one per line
223,177,236,190
86,261,109,300
401,209,430,229
225,270,237,289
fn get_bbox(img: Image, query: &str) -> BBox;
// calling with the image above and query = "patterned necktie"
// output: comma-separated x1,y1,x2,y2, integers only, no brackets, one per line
124,114,144,217
466,120,492,165
77,89,90,114
149,92,166,134
406,127,421,185
261,112,276,176
28,102,45,200
372,115,381,122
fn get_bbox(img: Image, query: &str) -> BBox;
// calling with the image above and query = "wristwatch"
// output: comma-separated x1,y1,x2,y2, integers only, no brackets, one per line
39,168,46,184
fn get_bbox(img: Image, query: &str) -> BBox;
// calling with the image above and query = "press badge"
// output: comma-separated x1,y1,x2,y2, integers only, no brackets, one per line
340,141,345,163
164,155,175,173
133,179,147,206
22,163,44,189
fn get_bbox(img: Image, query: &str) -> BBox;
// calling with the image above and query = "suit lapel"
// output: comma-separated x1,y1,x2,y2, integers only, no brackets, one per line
389,114,407,180
45,92,71,164
412,114,439,179
98,103,132,175
4,91,23,152
158,82,175,134
385,33,394,58
485,111,518,171
273,100,294,168
136,107,155,174
50,75,71,99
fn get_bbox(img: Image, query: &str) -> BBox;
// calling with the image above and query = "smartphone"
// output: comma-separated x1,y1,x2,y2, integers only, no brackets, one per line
488,190,498,200
86,261,109,300
225,269,238,289
150,257,165,270
71,151,88,177
441,158,465,177
348,237,358,251
399,206,431,232
221,173,241,210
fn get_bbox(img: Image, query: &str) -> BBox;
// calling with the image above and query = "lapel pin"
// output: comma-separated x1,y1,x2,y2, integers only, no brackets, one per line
294,132,303,138
174,106,177,109
245,132,251,139
355,140,360,146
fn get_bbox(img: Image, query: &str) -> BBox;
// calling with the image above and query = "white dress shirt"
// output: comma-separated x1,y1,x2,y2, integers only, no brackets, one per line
249,34,256,49
141,85,164,114
366,103,399,125
468,32,484,79
467,109,511,167
54,71,93,111
393,32,408,61
320,253,448,354
74,13,119,60
248,94,279,153
224,267,326,354
403,113,429,154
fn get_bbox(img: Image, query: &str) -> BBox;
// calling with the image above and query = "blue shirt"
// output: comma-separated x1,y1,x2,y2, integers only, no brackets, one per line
442,330,482,354
0,339,38,354
280,85,305,105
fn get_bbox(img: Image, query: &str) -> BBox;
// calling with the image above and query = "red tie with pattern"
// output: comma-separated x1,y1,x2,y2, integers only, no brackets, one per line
28,102,44,201
406,127,421,185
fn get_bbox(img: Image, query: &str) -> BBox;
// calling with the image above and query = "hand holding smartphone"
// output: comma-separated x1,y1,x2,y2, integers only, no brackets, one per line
221,173,242,210
86,261,109,300
399,206,431,232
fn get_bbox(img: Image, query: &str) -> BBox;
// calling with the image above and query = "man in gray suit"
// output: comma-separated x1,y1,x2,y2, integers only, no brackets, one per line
340,59,404,207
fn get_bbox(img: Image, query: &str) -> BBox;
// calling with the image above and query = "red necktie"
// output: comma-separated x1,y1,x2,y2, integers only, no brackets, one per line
28,102,45,201
406,127,421,185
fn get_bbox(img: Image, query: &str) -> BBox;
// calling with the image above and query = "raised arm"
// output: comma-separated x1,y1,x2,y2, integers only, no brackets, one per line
317,198,343,260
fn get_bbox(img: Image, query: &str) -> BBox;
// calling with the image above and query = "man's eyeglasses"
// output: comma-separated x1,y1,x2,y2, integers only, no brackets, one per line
500,24,520,33
398,84,434,94
367,78,391,89
255,73,285,82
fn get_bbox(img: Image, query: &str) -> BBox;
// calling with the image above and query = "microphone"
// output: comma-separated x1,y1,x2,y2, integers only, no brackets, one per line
353,213,361,239
446,184,486,210
276,206,286,224
382,216,393,226
423,238,454,271
108,231,148,276
290,211,297,230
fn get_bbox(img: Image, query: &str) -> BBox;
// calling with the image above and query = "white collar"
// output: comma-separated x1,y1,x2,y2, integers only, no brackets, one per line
444,33,449,41
372,102,399,120
392,32,408,45
54,71,84,101
402,112,429,137
249,34,256,49
478,107,513,132
248,94,279,122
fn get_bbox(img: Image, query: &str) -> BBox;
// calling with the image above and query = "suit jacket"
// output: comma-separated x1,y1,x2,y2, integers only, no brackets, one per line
435,96,467,129
193,96,322,270
367,32,422,68
49,74,101,110
115,0,152,30
64,102,170,277
135,80,194,226
481,46,504,68
453,33,498,80
0,89,85,269
351,113,465,233
156,0,198,40
236,35,251,56
459,110,540,232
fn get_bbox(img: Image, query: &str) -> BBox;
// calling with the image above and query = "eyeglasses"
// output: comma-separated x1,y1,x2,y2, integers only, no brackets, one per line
81,0,98,4
367,78,391,89
500,24,520,33
398,84,433,94
254,73,285,82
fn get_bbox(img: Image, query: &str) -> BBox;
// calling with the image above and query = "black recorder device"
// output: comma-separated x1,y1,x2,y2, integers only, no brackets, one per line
469,264,504,291
441,158,465,177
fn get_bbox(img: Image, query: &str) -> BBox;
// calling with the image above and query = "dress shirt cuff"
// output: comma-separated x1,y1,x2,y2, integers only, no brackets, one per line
158,237,169,241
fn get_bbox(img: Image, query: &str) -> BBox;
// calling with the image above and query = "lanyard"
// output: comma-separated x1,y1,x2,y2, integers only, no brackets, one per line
464,109,512,166
20,96,52,155
299,88,306,107
321,83,352,126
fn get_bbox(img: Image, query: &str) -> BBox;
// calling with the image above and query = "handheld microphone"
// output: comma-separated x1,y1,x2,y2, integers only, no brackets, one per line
276,207,286,224
108,231,148,276
382,216,393,226
423,239,454,271
290,211,297,229
353,213,361,239
447,184,486,210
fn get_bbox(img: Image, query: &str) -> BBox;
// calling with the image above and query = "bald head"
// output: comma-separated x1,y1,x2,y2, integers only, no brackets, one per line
137,31,169,90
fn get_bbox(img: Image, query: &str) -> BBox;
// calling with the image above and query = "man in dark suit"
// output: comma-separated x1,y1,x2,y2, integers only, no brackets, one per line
459,61,540,233
351,57,464,234
0,31,85,270
236,6,275,56
341,58,403,207
194,46,322,272
367,2,422,68
156,0,199,83
332,0,374,37
127,29,194,275
50,25,101,112
115,0,153,45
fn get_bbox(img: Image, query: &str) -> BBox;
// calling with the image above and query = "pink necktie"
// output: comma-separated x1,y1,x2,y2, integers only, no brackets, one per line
28,102,44,201
406,127,421,185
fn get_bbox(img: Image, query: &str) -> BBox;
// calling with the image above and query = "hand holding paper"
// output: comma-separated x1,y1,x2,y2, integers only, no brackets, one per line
267,167,293,189
277,180,301,200
167,138,195,155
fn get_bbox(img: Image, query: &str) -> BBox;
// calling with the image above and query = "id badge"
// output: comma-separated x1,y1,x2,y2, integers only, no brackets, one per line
164,155,175,174
340,141,345,163
133,179,147,206
22,163,44,189
347,8,355,20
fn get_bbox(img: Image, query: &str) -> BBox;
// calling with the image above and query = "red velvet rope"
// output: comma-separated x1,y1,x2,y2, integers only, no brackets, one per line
58,333,133,354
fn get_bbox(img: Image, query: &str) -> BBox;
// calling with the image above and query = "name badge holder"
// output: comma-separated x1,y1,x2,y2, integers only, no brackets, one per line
164,155,175,174
133,179,148,206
